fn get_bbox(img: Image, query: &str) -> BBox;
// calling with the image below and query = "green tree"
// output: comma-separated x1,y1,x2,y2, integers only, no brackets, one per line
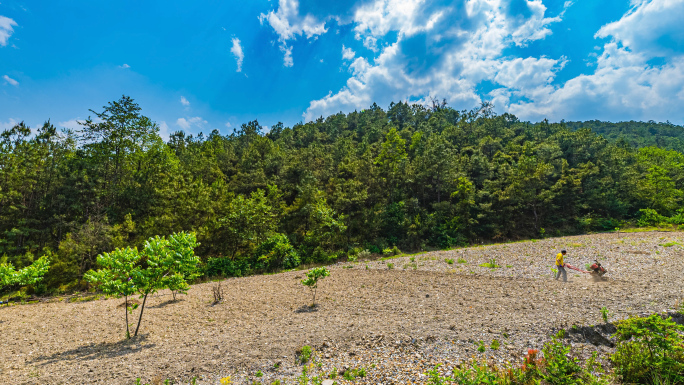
300,267,330,306
85,232,199,338
0,255,50,304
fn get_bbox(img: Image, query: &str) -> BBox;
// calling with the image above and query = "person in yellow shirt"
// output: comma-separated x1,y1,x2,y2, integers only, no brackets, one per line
555,249,567,282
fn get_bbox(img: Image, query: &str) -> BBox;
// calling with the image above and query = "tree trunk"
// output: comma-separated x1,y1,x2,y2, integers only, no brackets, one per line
134,293,148,337
124,295,130,339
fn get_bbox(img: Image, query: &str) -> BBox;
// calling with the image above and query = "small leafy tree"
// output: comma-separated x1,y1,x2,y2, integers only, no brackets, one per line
300,267,330,306
0,256,50,305
85,232,199,338
83,247,139,338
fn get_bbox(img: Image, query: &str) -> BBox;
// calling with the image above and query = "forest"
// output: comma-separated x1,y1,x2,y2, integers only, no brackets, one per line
1,96,683,293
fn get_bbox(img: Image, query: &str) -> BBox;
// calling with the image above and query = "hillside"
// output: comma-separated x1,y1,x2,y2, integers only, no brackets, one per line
2,98,684,294
2,232,682,384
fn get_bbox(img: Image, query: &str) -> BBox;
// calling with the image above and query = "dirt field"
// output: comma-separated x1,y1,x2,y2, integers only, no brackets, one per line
1,232,683,385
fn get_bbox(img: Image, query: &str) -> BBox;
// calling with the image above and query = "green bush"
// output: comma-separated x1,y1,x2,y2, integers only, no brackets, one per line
204,257,251,278
300,267,330,306
298,345,313,364
254,233,300,271
611,314,684,384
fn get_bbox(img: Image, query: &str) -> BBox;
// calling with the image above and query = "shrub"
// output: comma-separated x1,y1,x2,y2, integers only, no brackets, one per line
254,234,300,271
357,249,371,260
0,255,50,303
638,208,668,227
611,314,684,384
298,345,313,364
387,263,394,270
204,257,251,278
479,258,500,268
457,257,467,264
300,267,330,306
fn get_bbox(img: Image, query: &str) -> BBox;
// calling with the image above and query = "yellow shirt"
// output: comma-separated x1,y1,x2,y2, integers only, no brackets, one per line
556,253,565,266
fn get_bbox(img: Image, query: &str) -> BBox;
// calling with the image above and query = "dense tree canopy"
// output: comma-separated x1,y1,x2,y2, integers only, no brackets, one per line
1,96,683,292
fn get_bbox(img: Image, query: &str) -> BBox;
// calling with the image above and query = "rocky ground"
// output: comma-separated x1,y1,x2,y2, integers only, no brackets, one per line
1,231,683,385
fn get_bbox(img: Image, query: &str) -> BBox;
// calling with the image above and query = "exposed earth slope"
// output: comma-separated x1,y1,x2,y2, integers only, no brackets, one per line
1,232,683,384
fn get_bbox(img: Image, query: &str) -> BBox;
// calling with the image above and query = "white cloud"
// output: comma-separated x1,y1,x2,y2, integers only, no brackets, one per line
342,45,355,60
225,122,232,128
231,37,244,72
176,116,207,130
2,74,18,86
180,96,190,107
280,43,294,67
505,0,684,123
159,121,170,141
304,0,682,124
596,0,684,57
305,0,565,120
119,63,131,69
0,118,20,131
260,0,328,66
0,15,17,47
58,118,85,130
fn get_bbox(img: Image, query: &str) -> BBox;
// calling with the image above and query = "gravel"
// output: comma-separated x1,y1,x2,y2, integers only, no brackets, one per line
1,231,682,385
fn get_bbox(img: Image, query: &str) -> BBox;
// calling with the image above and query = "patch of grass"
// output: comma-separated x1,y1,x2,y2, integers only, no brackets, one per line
387,263,394,270
477,340,486,353
445,258,454,265
479,258,500,269
659,242,681,247
457,257,467,264
490,339,500,350
255,370,263,378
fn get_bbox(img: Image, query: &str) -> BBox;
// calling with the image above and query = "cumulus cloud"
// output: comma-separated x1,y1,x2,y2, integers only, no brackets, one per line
301,0,683,124
119,63,131,69
225,122,232,128
305,0,567,120
260,0,328,66
58,118,86,130
3,74,18,86
176,116,207,130
180,96,190,107
0,15,17,47
505,0,684,122
230,37,244,72
342,45,355,60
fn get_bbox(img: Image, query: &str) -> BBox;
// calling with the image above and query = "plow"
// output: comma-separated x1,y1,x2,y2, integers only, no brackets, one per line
564,260,607,279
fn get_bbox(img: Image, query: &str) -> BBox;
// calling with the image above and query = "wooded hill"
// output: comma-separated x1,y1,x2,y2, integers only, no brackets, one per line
1,96,683,292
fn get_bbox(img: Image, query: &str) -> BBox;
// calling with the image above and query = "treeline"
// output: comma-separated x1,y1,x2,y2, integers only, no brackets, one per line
565,120,684,153
1,96,683,292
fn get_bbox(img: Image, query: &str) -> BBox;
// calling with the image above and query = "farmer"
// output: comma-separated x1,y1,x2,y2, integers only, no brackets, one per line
555,249,567,282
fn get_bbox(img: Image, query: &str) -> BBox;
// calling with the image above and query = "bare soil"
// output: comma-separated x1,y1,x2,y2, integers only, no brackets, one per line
1,232,683,384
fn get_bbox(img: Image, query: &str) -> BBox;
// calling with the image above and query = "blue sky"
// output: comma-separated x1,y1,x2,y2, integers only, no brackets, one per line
1,0,683,138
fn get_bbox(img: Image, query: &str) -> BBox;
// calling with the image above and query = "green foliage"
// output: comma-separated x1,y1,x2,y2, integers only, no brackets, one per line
490,339,500,350
4,97,684,292
479,258,500,268
298,345,313,364
0,255,50,296
85,232,199,338
427,332,608,385
611,314,684,384
600,307,610,323
386,263,394,270
445,258,454,265
254,233,300,271
457,257,467,264
300,267,330,306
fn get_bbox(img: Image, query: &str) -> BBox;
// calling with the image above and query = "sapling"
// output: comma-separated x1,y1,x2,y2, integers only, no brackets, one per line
86,232,199,338
84,247,139,338
300,267,329,307
0,255,50,305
